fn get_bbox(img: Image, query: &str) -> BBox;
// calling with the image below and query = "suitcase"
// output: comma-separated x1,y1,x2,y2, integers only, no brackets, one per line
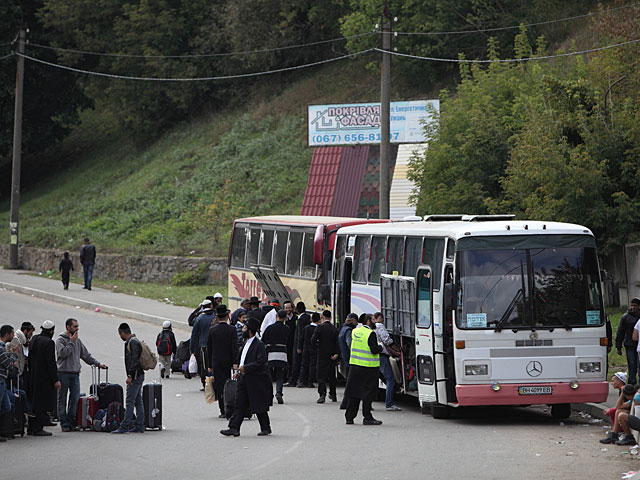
177,341,190,362
170,355,182,374
77,394,100,430
10,389,25,437
143,383,162,430
90,366,124,409
223,378,237,420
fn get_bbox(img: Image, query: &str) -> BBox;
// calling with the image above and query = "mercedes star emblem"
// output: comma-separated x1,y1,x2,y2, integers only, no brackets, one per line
526,361,543,377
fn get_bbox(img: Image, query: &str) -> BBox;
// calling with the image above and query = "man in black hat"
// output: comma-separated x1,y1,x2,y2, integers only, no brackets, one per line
261,310,290,404
312,310,339,403
286,302,309,387
190,299,215,389
220,317,273,437
207,305,238,418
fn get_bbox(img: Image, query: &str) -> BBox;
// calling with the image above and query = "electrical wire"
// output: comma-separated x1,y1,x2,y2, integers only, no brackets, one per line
374,38,640,63
0,52,15,61
16,48,374,81
391,2,639,36
25,31,375,59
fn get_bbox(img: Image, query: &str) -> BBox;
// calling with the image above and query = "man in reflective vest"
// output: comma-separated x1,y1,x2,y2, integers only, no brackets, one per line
343,314,383,425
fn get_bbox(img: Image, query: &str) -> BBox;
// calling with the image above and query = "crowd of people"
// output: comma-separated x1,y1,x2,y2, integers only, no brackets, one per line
186,294,403,436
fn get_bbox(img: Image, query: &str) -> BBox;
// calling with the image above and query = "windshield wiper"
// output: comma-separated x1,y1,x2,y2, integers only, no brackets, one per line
494,288,523,332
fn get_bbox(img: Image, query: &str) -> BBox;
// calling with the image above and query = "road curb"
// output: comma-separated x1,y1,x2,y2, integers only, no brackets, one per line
0,281,189,328
572,402,606,420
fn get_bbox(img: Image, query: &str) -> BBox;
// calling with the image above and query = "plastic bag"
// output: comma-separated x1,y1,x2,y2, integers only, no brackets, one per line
188,354,198,374
204,376,216,404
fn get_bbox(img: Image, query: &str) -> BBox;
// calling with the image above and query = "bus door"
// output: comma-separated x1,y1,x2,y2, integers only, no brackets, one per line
415,267,438,411
250,265,292,306
334,258,352,326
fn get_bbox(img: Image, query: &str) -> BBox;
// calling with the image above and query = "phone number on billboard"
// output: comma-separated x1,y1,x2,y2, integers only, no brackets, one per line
311,132,400,144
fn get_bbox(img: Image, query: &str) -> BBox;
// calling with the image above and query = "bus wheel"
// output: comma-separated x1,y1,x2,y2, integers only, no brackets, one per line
431,404,451,419
551,403,571,420
421,405,430,415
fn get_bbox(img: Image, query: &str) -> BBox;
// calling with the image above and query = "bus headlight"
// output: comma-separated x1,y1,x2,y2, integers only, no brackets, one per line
579,362,601,374
465,364,488,376
570,380,579,390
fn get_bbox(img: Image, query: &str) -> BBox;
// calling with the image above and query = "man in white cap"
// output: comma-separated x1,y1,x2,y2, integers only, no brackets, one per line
28,321,61,436
213,292,223,307
156,321,177,378
603,372,629,426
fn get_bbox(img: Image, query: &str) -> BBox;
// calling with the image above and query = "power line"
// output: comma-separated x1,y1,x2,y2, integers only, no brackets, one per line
391,2,639,36
374,38,640,63
0,52,15,61
25,31,374,59
17,48,374,81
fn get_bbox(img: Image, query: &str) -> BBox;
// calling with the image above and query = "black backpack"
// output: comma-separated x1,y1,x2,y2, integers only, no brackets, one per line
156,331,172,356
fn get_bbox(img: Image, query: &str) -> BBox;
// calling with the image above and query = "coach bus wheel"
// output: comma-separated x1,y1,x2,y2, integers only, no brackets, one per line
431,404,451,419
551,403,571,420
421,405,430,415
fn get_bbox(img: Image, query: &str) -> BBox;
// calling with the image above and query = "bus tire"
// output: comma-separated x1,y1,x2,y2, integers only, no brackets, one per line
421,405,430,415
431,404,451,419
551,403,571,420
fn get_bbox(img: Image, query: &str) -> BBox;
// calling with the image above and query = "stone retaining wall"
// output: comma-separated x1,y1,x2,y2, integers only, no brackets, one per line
0,245,227,285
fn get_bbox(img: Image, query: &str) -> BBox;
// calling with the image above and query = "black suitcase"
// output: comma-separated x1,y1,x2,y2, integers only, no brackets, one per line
223,378,237,420
90,367,124,409
170,355,182,373
177,341,190,362
143,383,162,430
0,391,25,438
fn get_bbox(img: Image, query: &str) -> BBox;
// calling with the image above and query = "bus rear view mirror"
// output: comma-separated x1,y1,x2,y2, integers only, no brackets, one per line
314,225,324,265
444,283,459,313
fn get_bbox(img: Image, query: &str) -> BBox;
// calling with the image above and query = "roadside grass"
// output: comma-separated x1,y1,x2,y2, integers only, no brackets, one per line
607,306,628,370
38,271,226,309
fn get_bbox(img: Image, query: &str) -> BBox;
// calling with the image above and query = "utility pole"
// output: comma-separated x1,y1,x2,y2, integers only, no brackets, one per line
379,16,391,220
9,29,25,269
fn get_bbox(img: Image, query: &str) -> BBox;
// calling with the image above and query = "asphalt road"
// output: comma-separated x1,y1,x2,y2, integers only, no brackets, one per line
0,290,633,480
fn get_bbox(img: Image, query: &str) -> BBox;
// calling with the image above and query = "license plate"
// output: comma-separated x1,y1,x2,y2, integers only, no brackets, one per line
518,386,552,395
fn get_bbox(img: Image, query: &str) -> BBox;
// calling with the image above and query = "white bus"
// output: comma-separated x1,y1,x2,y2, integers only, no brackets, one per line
333,215,608,419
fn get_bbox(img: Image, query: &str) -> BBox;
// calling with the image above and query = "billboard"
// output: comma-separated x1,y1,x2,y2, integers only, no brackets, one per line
307,100,439,147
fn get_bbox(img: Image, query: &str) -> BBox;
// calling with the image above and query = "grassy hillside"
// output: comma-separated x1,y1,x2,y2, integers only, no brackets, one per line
1,58,403,257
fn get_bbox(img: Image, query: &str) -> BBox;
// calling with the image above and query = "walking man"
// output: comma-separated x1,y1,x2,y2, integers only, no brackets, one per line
338,313,358,409
190,299,215,390
112,323,144,434
207,305,238,418
28,321,61,436
616,298,640,384
261,310,290,404
156,321,177,379
344,314,383,425
374,312,401,411
59,252,74,290
220,318,273,437
56,318,106,432
312,310,339,403
79,237,96,290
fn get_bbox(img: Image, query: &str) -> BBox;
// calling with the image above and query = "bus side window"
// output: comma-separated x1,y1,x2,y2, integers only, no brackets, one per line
424,238,445,291
369,236,387,284
286,231,304,276
301,231,316,278
386,236,404,275
246,228,260,267
404,237,422,279
334,236,346,282
259,229,274,266
417,270,432,328
273,230,288,273
231,226,247,268
353,236,371,283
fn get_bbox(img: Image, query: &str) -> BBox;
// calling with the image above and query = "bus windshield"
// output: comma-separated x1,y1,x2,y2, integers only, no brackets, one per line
456,246,603,330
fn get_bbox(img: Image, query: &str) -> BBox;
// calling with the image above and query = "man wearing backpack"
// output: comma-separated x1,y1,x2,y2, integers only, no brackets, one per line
112,323,145,434
156,321,177,379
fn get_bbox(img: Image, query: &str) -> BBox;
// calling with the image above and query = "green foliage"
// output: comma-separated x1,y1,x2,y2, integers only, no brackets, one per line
172,262,209,286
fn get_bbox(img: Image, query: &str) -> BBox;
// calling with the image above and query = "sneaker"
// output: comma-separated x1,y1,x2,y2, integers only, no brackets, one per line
220,428,240,437
218,414,226,418
363,418,383,426
111,427,130,434
616,434,637,446
386,405,402,411
296,383,304,388
257,429,272,436
129,426,145,433
317,396,326,404
600,431,620,444
61,425,72,432
345,419,354,425
329,395,337,402
32,430,53,436
160,369,165,379
276,395,284,405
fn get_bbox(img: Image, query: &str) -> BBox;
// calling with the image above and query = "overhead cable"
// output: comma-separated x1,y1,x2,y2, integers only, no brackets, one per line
374,38,640,63
16,48,374,81
391,3,639,36
0,52,15,61
25,31,374,59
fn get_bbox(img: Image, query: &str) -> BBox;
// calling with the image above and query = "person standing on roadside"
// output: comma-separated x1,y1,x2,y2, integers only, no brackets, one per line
207,305,238,418
79,237,96,290
343,314,383,426
287,302,309,387
235,310,247,352
298,312,319,388
28,321,61,437
617,298,640,385
156,321,177,379
373,312,401,411
261,310,289,405
283,300,297,375
231,299,250,326
312,310,339,404
112,323,144,434
56,318,106,432
190,299,215,390
0,325,17,442
338,313,358,409
59,252,74,290
220,318,273,437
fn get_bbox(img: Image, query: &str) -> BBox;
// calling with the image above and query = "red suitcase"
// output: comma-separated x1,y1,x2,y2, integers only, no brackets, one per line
77,367,100,430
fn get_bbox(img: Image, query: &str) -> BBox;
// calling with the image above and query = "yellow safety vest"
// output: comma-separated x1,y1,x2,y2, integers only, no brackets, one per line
349,326,380,367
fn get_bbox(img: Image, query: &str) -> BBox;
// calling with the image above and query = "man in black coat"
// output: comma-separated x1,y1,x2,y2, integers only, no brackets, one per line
312,310,339,403
283,300,297,378
299,312,319,388
616,298,640,385
207,305,239,418
220,317,273,437
28,320,61,436
261,310,290,404
286,302,309,387
79,237,96,290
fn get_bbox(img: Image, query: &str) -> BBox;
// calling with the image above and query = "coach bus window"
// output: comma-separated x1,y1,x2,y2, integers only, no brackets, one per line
231,226,247,268
424,239,445,291
386,237,404,275
273,230,288,273
301,232,316,278
334,236,346,281
369,236,387,284
404,237,422,279
259,229,274,266
246,228,260,267
286,231,303,276
417,270,432,328
353,236,371,283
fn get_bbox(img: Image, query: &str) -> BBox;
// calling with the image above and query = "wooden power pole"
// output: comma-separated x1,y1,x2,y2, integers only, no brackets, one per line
379,18,391,220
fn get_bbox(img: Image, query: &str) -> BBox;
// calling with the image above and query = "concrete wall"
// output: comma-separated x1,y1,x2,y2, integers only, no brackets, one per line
0,245,227,285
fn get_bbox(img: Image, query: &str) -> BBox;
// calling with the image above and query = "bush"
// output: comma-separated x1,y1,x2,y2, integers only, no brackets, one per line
171,262,208,286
